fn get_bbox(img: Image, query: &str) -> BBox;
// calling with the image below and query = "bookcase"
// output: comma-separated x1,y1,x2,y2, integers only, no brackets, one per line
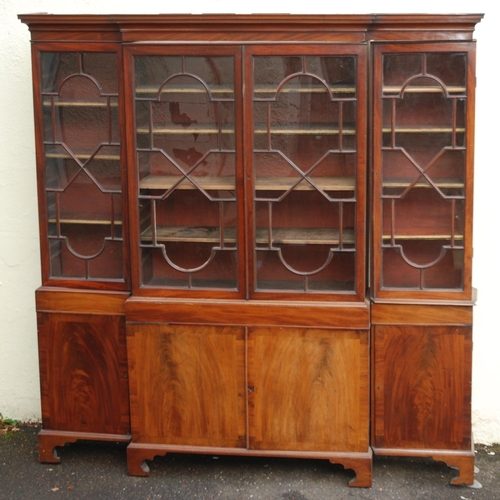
19,13,482,488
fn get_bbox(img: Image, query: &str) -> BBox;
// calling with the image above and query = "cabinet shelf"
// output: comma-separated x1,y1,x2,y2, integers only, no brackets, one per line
46,152,120,161
49,218,122,225
43,100,118,108
142,225,236,243
141,225,354,245
255,123,356,135
135,84,356,96
382,126,465,134
382,178,464,189
135,84,234,96
137,123,355,136
137,125,234,135
255,176,355,191
383,85,466,94
257,227,355,245
139,175,355,192
382,234,463,241
254,84,356,95
140,175,235,191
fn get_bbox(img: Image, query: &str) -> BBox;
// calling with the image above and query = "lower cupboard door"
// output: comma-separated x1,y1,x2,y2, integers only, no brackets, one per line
372,325,472,450
37,312,130,435
247,327,369,452
127,324,247,448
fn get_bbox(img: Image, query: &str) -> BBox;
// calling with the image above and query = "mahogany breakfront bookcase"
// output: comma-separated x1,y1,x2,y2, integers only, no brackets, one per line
19,13,482,488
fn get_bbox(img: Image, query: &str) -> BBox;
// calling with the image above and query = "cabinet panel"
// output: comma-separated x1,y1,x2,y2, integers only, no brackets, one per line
247,45,367,300
34,46,128,287
248,327,369,452
37,311,129,435
127,323,246,447
373,325,472,450
372,42,475,300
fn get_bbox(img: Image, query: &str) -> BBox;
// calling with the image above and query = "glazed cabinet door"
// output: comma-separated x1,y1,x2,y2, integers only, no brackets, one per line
371,42,476,301
245,45,367,300
125,46,244,298
32,44,129,289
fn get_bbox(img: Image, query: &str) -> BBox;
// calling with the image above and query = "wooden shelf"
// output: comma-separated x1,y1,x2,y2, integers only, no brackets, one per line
139,175,355,192
134,84,466,99
256,176,355,191
46,152,120,161
383,85,466,94
142,225,236,243
137,123,355,136
134,83,356,96
382,234,463,241
254,84,356,95
257,227,355,245
141,225,354,245
42,100,118,108
49,218,122,225
255,123,356,135
140,175,236,191
383,178,464,189
135,84,234,96
136,125,234,135
382,126,465,134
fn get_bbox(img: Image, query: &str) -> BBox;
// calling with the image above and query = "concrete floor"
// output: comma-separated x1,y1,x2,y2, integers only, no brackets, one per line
1,426,499,499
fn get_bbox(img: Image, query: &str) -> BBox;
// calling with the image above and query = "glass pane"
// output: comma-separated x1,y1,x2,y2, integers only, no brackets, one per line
40,51,124,281
252,55,357,294
135,55,237,290
426,53,467,88
380,51,467,291
41,52,118,94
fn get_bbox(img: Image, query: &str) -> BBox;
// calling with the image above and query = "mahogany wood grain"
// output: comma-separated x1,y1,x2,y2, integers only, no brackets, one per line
372,325,472,451
125,297,370,329
372,303,472,325
19,14,483,43
35,290,130,463
127,443,372,487
331,453,372,488
37,310,130,436
248,327,369,453
371,445,475,485
38,429,130,464
432,451,475,485
36,287,128,315
127,324,246,448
